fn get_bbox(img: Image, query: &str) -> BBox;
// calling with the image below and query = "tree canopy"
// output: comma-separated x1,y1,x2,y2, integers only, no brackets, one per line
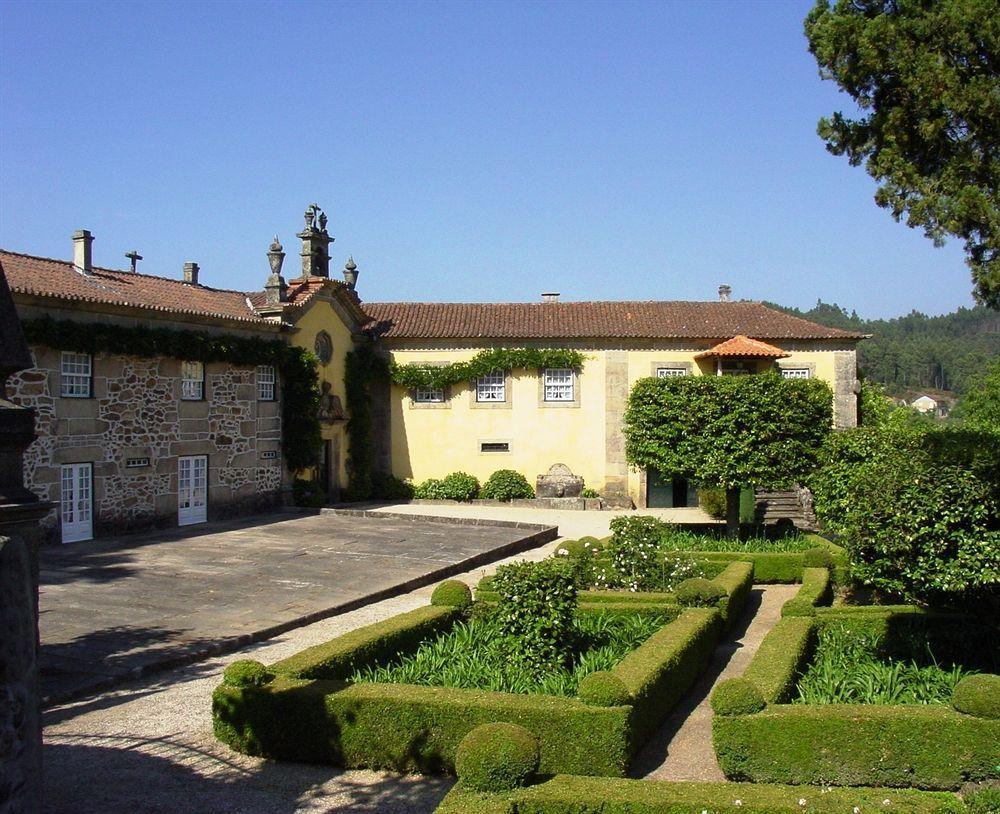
804,0,1000,308
957,356,1000,431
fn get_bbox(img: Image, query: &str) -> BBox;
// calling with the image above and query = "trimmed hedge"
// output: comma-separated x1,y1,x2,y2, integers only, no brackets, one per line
577,671,631,707
713,703,1000,789
742,617,816,703
710,560,754,628
222,660,273,688
613,607,722,745
953,674,1000,718
687,549,849,584
711,678,766,716
780,567,832,617
270,605,460,679
435,776,966,814
431,580,473,610
455,723,539,791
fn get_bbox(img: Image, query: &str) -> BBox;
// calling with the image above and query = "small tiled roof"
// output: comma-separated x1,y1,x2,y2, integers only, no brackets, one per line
364,301,865,341
694,335,791,359
1,250,265,324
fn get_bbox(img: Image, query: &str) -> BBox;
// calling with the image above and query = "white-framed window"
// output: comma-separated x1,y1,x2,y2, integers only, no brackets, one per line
257,365,276,401
543,368,575,402
656,367,688,378
60,352,92,397
181,360,205,400
414,387,445,403
781,368,811,380
476,370,506,403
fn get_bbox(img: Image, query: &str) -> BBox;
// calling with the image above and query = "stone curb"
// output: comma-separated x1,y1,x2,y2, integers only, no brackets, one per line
41,516,558,710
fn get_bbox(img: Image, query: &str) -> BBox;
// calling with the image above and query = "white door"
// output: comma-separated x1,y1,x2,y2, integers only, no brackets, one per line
60,463,93,543
178,455,208,526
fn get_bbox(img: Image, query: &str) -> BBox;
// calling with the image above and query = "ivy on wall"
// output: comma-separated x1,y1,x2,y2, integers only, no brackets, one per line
343,340,388,501
389,348,587,390
20,316,322,472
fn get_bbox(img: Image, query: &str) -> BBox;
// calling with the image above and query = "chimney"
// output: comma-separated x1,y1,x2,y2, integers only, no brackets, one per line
72,229,93,273
264,237,288,305
718,284,732,303
343,256,358,289
183,262,200,285
541,292,560,303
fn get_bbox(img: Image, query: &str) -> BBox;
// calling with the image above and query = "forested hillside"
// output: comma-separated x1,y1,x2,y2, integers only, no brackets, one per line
765,301,1000,395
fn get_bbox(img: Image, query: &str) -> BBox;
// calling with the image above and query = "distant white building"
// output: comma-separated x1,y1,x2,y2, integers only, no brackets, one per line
911,395,938,414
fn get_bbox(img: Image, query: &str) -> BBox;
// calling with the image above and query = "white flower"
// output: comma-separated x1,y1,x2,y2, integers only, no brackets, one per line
798,800,807,807
734,801,742,807
882,801,891,807
853,808,861,814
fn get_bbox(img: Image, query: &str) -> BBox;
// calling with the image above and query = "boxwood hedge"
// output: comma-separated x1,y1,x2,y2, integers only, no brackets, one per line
780,567,832,617
434,776,966,814
742,616,816,704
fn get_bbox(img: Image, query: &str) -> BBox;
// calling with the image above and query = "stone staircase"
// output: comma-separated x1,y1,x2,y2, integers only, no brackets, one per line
753,487,818,531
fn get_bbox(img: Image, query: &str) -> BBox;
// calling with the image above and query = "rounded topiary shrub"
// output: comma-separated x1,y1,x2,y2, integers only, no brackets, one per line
554,539,586,558
802,546,835,570
952,674,1000,718
455,722,539,791
413,478,448,500
222,659,273,688
480,469,535,501
711,678,766,716
578,670,631,707
675,577,726,607
440,471,480,501
578,535,605,551
431,579,473,610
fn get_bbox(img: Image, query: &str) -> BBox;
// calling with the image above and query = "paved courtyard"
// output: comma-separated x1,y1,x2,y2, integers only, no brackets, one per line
38,508,552,704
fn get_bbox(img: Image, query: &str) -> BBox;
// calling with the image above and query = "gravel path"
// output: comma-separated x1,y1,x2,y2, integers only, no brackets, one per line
632,583,799,781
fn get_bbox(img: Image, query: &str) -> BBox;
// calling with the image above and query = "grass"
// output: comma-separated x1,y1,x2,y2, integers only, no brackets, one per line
350,610,672,697
659,527,814,553
795,621,976,705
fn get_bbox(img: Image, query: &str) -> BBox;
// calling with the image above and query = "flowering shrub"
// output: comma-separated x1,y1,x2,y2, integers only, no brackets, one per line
491,559,578,678
605,516,702,591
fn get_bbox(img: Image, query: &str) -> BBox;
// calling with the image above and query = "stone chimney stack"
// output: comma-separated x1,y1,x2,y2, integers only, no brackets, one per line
342,256,358,290
265,237,288,305
297,203,333,278
72,230,93,274
541,292,560,302
183,262,200,285
718,284,732,303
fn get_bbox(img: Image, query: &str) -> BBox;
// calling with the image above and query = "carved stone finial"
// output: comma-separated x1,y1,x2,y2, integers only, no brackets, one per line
318,211,328,232
267,236,285,276
342,256,359,290
265,236,288,304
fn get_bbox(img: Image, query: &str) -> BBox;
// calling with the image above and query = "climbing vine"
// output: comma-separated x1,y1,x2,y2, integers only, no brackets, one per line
390,348,587,389
343,340,389,501
20,315,322,471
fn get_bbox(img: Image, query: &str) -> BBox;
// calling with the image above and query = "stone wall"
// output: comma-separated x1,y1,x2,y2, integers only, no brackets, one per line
9,347,287,543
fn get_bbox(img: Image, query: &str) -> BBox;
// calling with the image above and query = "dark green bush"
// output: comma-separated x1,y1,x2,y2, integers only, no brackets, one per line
675,577,726,607
698,486,727,519
711,678,766,716
480,469,534,501
781,567,832,617
455,722,539,791
802,546,835,570
491,559,577,679
370,471,414,500
431,580,473,610
743,617,817,703
292,477,326,507
578,536,605,551
553,539,586,558
413,478,449,499
577,671,631,707
223,660,273,688
953,674,1000,718
441,471,480,501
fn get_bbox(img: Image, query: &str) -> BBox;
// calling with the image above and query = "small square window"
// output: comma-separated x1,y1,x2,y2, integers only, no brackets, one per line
60,352,92,397
181,360,204,400
656,367,687,378
476,371,506,403
543,368,574,401
413,387,445,403
257,365,276,401
781,368,811,380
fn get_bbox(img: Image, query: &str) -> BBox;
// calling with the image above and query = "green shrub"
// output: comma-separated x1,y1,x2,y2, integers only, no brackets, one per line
780,599,817,617
413,478,449,499
953,674,1000,718
580,487,600,499
480,470,534,501
292,477,326,507
607,516,672,591
802,546,835,570
687,551,806,583
711,678,766,716
553,539,586,558
965,786,1000,814
697,486,727,519
578,536,605,551
781,567,832,617
577,671,631,707
491,559,577,679
743,617,817,703
455,722,539,791
675,577,726,607
370,471,414,500
710,561,755,628
442,471,480,501
431,580,473,610
713,704,1000,789
223,660,273,688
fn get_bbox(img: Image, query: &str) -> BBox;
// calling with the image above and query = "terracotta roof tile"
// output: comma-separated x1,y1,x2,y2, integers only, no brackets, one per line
364,301,865,341
1,250,265,324
694,335,792,358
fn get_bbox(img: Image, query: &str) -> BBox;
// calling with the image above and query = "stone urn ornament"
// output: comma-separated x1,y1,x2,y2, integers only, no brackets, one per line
536,463,584,498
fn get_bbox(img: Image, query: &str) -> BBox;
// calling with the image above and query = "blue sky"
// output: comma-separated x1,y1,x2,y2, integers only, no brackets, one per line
0,0,975,318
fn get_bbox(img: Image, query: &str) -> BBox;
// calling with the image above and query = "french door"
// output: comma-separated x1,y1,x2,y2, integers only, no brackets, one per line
60,463,93,543
178,455,208,526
